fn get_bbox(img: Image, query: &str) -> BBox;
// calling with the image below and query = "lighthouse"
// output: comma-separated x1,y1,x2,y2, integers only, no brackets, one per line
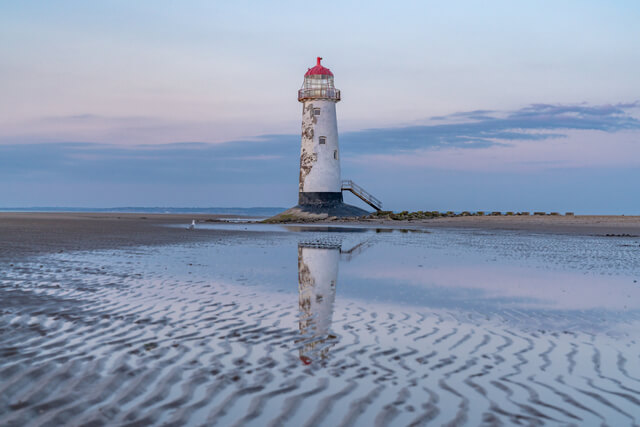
297,57,343,207
267,57,382,221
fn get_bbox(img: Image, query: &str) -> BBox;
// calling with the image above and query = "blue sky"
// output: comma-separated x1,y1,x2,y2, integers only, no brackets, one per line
1,1,639,212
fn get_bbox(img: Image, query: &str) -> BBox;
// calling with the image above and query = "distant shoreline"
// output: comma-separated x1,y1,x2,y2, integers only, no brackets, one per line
0,206,285,216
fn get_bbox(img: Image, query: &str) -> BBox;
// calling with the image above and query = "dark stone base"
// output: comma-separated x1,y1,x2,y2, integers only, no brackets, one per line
298,192,343,206
290,201,370,218
265,201,369,222
265,192,369,222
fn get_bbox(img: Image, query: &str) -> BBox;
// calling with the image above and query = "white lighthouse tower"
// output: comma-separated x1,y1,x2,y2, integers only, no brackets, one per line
297,57,343,206
268,57,382,221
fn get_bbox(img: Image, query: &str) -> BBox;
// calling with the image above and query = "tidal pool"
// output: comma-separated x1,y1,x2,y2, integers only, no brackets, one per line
1,225,639,426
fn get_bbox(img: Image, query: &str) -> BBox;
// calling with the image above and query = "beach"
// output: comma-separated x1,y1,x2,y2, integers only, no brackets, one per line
2,213,640,261
5,0,640,425
0,213,259,260
1,213,639,426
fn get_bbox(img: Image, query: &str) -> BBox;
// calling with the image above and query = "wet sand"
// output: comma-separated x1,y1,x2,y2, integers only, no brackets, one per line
0,212,262,261
2,212,639,262
1,213,639,425
348,214,640,236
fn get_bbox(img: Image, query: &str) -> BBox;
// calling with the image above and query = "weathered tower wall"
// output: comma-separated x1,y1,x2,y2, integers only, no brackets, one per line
299,99,342,206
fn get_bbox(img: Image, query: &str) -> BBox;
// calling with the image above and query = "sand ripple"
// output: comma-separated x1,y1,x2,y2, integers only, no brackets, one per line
1,245,640,426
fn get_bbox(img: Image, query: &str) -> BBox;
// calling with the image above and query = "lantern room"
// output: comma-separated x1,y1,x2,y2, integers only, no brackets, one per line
298,57,341,102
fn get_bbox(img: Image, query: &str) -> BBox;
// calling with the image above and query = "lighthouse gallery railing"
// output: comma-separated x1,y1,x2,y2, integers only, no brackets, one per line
298,88,341,102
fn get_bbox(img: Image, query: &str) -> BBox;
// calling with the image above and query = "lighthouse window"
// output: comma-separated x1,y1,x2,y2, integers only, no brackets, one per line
319,136,326,145
313,108,321,116
333,150,338,159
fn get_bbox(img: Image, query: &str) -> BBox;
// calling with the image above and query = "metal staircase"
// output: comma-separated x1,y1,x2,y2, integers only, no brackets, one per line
340,239,375,262
341,180,383,211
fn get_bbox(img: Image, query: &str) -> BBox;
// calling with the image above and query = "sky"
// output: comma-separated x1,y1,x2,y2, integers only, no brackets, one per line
1,1,639,213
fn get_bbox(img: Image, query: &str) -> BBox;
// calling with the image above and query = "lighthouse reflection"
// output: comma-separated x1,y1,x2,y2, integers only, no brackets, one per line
297,241,340,364
297,237,372,365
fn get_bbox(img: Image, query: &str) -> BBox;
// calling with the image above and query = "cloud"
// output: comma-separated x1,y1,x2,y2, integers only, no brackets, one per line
2,101,639,209
3,101,639,181
340,101,640,155
0,140,297,184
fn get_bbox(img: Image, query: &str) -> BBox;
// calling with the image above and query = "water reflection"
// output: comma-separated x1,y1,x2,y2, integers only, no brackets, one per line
297,238,373,364
297,241,340,364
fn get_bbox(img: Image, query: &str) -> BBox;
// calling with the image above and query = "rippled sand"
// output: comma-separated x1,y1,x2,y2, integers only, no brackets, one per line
1,221,639,426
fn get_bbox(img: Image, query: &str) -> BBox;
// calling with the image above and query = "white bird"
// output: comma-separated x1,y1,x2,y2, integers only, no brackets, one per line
188,220,195,230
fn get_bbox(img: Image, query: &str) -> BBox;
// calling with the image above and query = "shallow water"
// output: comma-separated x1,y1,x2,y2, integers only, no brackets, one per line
1,225,639,426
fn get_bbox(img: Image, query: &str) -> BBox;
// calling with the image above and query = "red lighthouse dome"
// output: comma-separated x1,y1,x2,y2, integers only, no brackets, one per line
299,57,340,102
304,57,334,77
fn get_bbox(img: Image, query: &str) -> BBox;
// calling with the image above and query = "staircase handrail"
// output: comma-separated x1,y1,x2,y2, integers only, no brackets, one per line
341,180,382,210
